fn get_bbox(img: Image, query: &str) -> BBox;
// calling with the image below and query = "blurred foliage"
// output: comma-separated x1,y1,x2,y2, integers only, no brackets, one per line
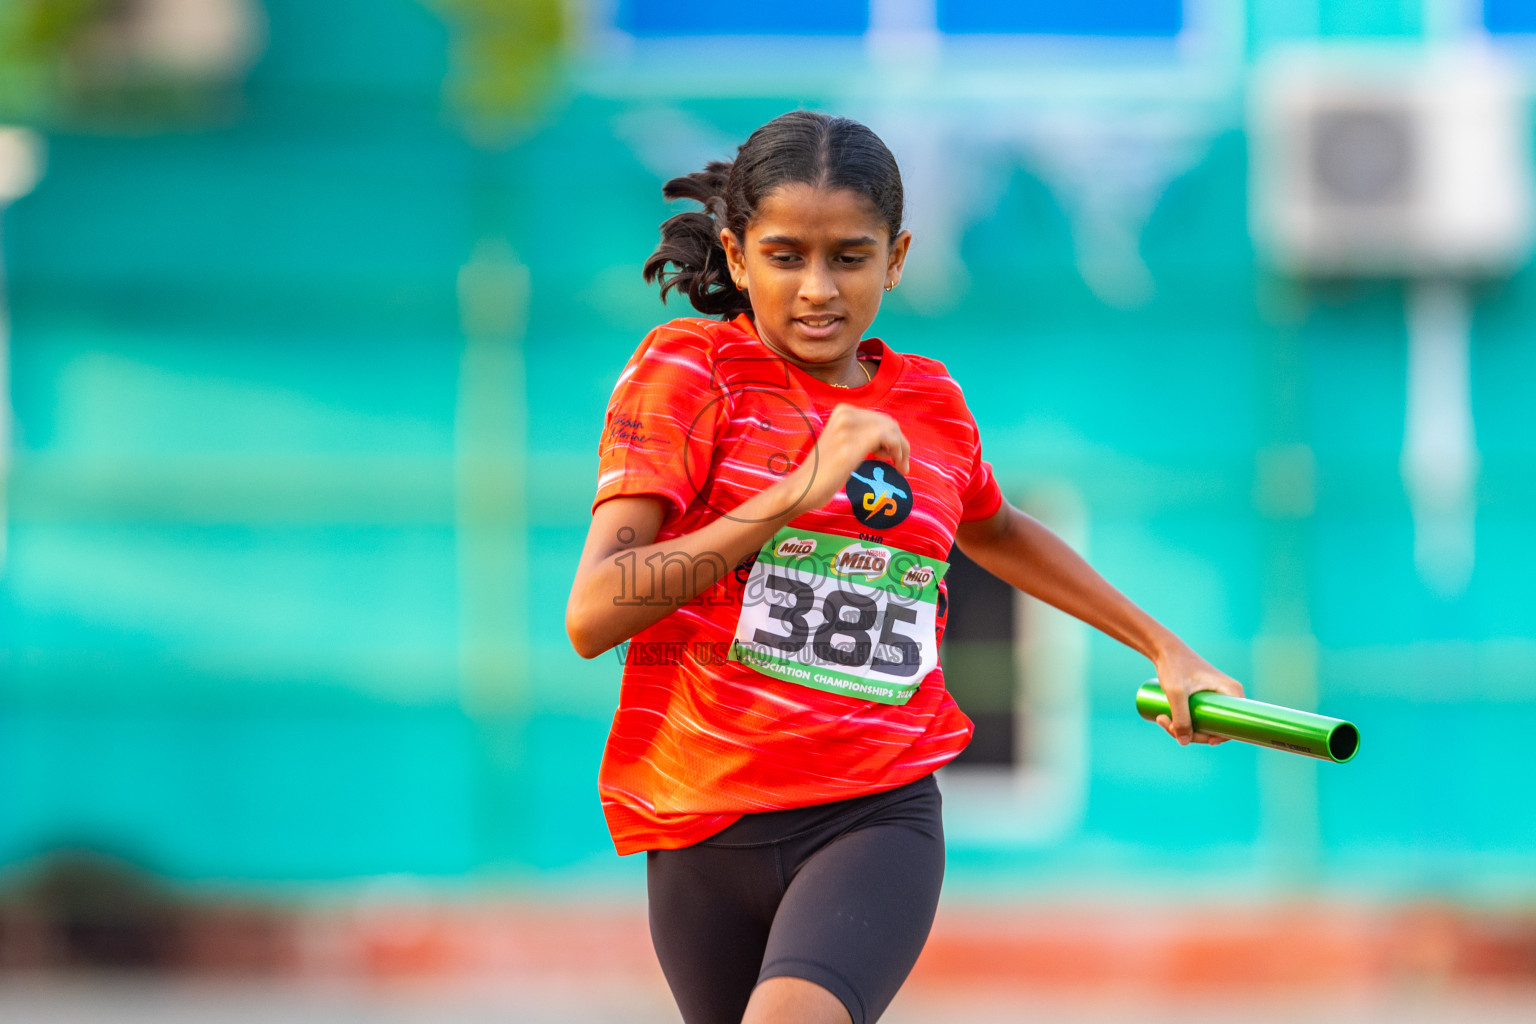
0,0,258,132
424,0,568,145
0,0,107,124
0,0,566,137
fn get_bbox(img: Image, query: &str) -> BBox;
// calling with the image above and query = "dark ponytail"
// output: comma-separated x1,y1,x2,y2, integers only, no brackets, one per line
642,110,905,319
643,160,744,317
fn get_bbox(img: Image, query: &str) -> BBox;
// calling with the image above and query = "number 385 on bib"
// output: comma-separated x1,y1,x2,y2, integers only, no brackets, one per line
729,527,950,706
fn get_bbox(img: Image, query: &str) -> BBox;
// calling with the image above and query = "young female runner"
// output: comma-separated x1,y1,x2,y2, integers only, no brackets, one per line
566,111,1244,1024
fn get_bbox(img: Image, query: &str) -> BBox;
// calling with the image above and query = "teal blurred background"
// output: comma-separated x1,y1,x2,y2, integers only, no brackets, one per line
2,0,1534,926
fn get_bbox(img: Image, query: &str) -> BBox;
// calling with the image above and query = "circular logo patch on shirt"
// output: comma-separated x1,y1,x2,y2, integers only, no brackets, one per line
844,459,913,529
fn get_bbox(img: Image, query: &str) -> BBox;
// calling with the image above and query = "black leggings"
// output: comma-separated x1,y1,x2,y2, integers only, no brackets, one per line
646,774,945,1024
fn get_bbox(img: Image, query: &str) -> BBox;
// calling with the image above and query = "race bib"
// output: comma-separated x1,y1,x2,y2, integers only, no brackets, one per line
730,527,950,705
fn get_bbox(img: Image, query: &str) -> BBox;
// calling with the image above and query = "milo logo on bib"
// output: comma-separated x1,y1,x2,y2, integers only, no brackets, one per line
730,526,950,706
901,565,935,588
832,543,890,580
775,536,817,558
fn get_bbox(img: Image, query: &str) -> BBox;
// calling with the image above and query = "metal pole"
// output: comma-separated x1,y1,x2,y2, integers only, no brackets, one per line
0,128,44,579
1402,279,1478,597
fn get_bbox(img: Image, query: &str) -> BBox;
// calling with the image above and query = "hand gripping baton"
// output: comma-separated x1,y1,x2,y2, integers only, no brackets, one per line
1135,681,1360,763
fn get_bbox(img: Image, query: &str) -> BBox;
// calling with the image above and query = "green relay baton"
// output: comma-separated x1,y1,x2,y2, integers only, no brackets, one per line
1135,681,1360,763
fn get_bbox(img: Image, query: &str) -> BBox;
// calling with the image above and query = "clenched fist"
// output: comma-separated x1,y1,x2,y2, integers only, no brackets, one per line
785,403,910,515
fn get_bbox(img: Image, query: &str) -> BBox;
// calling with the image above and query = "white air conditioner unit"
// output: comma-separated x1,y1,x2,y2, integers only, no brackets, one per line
1250,45,1535,277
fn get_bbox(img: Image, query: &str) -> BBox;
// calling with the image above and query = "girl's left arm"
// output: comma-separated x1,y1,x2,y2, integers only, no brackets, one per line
954,502,1244,746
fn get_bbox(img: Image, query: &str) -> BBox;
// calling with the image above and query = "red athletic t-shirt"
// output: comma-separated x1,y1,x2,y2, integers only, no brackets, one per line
591,314,1004,855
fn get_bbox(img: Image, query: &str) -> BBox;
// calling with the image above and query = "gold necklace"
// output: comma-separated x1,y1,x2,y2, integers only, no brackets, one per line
830,360,873,389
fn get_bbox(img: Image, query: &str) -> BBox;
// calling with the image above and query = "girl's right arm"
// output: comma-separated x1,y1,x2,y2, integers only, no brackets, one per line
566,404,909,659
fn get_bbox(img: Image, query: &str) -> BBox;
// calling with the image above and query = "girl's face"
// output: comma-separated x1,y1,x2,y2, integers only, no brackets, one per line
721,183,911,373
